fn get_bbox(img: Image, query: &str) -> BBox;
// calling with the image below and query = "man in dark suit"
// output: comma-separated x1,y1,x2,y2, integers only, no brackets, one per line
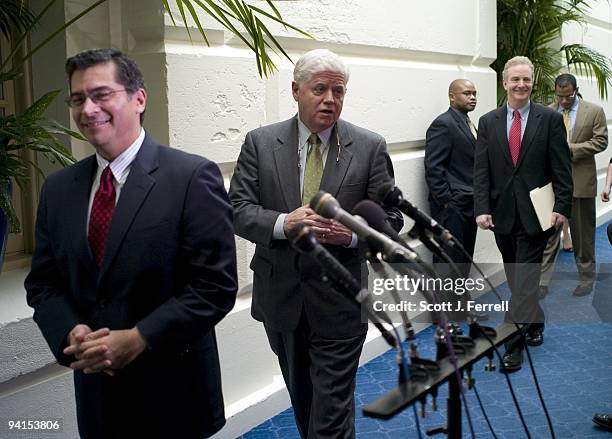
229,49,402,438
25,49,237,439
539,74,608,298
425,79,478,274
474,56,572,372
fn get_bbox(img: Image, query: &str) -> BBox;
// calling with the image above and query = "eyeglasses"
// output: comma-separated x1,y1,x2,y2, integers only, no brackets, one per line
555,90,577,101
65,89,128,107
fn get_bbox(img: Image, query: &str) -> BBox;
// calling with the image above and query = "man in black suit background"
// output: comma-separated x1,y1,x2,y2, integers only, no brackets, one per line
25,49,237,439
425,79,478,275
474,56,572,372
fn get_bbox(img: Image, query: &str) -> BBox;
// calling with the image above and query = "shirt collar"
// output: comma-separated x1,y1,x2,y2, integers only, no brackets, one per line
297,117,333,151
557,96,580,113
450,106,470,120
507,101,530,120
95,128,145,184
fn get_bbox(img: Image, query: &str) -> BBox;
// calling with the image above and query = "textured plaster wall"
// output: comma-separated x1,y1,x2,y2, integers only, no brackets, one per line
2,1,500,436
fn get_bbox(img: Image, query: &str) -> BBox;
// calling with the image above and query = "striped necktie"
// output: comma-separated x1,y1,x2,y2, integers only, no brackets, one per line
467,117,477,139
562,109,571,142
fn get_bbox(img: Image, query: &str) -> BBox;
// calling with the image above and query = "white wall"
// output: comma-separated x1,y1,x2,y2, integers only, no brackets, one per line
562,0,612,220
2,1,611,438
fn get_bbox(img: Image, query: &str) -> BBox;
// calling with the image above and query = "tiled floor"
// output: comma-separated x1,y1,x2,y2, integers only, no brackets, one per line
242,223,612,438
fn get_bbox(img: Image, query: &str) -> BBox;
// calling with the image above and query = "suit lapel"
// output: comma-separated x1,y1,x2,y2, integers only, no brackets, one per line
320,119,353,197
98,134,157,280
515,103,542,169
449,108,475,145
69,156,99,279
494,106,513,167
572,101,587,142
273,117,301,210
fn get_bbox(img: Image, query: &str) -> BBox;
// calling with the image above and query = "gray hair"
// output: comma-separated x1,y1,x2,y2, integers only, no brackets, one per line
293,49,349,85
502,56,534,80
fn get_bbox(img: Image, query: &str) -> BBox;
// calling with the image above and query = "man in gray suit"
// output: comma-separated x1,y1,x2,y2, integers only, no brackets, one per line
229,49,402,438
539,73,608,298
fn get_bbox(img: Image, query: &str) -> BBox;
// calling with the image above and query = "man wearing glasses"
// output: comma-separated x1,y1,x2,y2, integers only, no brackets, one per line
25,49,238,439
474,56,572,372
539,73,608,298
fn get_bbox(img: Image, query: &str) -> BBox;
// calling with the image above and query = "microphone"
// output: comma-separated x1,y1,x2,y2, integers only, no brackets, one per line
310,191,420,265
378,184,454,244
350,198,442,313
352,199,412,249
288,223,397,347
355,199,463,279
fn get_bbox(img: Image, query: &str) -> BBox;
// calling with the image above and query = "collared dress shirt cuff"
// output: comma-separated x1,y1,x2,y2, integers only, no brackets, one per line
273,213,288,239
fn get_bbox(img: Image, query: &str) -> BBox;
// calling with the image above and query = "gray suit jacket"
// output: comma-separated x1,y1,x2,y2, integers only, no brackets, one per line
229,116,403,337
549,100,608,197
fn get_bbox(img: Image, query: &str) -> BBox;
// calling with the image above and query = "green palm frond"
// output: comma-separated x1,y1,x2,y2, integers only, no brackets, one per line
1,0,307,232
0,0,108,78
164,0,313,78
563,44,612,100
494,0,609,104
0,180,20,233
0,90,78,231
0,0,36,39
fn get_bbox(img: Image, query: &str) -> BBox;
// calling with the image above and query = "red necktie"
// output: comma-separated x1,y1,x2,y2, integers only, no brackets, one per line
509,110,522,166
89,166,116,266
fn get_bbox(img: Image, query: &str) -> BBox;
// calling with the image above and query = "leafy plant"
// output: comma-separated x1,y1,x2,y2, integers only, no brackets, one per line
0,0,308,234
494,0,612,106
163,0,312,77
0,91,81,232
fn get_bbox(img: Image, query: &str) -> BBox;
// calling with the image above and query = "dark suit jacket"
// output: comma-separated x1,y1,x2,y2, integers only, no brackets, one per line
25,133,237,439
228,116,403,338
474,103,573,236
424,107,476,216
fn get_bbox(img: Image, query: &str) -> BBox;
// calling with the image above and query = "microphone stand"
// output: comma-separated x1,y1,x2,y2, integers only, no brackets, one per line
360,222,505,438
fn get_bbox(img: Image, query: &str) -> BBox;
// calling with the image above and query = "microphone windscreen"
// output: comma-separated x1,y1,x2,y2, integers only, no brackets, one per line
288,223,316,253
376,183,395,205
353,199,403,244
352,200,388,231
310,191,338,219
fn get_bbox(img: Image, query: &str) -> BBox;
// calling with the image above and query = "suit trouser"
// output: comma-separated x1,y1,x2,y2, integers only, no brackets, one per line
430,203,478,320
540,197,596,288
265,311,366,439
494,218,550,351
430,204,478,276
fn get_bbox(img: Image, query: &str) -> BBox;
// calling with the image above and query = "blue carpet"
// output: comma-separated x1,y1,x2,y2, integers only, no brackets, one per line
242,222,612,438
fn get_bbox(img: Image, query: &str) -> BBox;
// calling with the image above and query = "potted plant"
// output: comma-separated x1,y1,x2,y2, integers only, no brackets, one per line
0,0,308,270
0,87,80,233
0,1,80,271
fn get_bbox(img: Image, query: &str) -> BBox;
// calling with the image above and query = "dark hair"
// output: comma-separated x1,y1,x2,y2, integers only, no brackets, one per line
66,48,146,123
554,73,577,90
